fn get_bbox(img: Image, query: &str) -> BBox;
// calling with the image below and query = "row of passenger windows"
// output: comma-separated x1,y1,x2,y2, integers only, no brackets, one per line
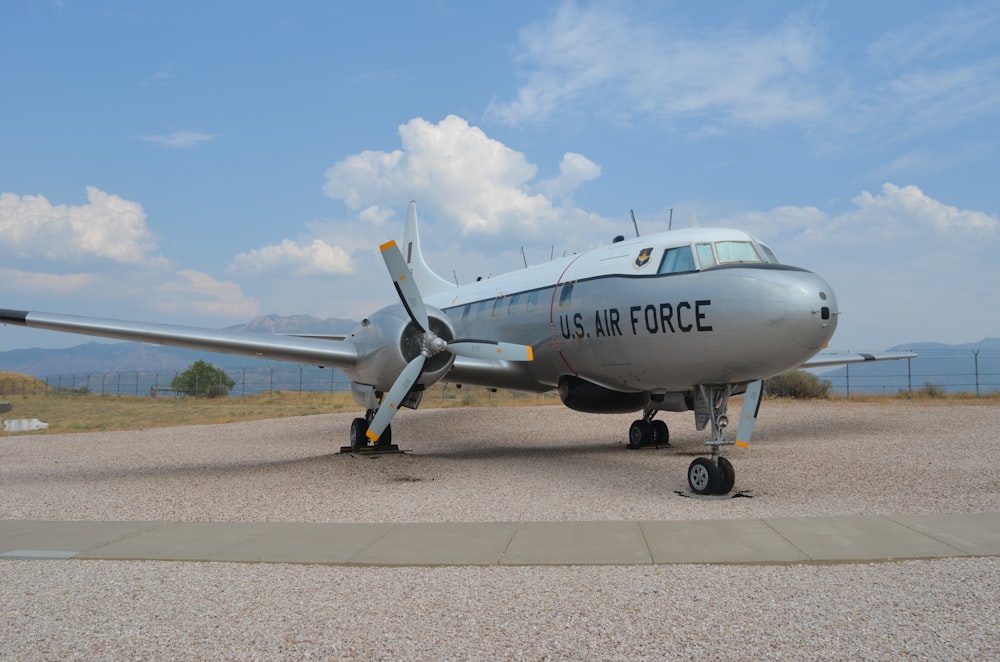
451,241,779,319
658,240,778,275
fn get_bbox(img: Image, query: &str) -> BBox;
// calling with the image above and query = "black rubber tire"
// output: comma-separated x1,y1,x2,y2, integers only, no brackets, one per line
651,420,669,446
350,417,368,452
715,456,735,495
375,424,392,448
628,420,653,448
688,457,721,495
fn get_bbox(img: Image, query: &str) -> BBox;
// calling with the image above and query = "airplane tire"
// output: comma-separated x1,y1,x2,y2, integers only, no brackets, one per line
375,424,392,448
350,417,368,452
688,458,721,495
651,420,669,446
715,456,735,495
628,420,652,448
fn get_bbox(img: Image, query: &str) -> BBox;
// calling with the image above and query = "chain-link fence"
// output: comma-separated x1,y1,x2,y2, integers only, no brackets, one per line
3,348,998,399
813,348,1000,396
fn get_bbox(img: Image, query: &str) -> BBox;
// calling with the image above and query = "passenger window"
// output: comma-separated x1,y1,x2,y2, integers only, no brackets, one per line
715,241,761,263
657,246,697,274
696,243,717,268
475,300,490,320
461,304,471,322
526,290,540,310
557,283,574,309
491,297,504,318
507,293,521,315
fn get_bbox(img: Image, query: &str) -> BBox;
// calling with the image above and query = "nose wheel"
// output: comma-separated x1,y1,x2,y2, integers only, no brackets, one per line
687,456,735,495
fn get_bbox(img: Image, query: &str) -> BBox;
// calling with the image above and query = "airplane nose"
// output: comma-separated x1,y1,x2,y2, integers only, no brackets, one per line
785,271,838,350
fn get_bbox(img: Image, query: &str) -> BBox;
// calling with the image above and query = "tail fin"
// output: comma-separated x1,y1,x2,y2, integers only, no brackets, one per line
402,201,456,296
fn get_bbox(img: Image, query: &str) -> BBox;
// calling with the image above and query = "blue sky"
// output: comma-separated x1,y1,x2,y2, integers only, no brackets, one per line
1,0,998,353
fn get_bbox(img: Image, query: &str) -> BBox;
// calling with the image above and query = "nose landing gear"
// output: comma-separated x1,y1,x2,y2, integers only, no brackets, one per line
685,382,760,495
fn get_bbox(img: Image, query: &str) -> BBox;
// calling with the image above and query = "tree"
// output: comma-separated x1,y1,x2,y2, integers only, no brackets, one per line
171,360,235,398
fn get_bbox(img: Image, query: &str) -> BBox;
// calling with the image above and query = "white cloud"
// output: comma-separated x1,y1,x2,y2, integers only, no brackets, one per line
229,239,354,276
867,6,998,68
139,130,218,148
0,187,166,267
537,153,601,201
488,4,827,129
0,268,98,294
322,115,613,247
155,269,260,318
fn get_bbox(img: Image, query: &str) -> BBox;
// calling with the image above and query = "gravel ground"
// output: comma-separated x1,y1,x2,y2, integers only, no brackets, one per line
2,399,999,659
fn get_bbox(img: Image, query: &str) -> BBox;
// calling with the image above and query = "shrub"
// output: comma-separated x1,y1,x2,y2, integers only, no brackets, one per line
765,370,831,399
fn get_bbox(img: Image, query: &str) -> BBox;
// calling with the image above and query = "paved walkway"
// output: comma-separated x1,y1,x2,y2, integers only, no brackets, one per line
2,514,998,566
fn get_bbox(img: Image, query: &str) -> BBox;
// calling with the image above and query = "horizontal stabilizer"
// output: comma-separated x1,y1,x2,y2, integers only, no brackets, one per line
799,351,917,369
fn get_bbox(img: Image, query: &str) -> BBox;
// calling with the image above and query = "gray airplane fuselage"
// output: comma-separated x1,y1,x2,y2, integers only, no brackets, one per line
426,227,838,395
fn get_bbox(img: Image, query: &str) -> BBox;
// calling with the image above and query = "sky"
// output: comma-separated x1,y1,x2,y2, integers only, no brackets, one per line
1,0,998,353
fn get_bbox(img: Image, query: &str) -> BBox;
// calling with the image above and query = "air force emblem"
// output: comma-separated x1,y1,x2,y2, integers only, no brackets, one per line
634,247,653,269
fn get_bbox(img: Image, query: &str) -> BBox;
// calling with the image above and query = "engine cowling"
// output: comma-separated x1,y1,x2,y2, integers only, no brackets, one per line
346,303,456,391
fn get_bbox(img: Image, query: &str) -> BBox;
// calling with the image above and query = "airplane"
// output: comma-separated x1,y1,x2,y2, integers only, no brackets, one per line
0,201,913,495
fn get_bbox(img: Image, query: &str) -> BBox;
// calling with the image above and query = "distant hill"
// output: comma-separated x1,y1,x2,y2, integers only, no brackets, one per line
815,338,1000,395
0,314,359,395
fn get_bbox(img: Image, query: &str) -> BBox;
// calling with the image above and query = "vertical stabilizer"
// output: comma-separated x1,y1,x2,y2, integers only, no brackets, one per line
402,201,456,296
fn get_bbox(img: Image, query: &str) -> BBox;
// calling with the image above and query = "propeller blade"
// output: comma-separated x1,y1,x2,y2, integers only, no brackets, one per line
447,339,534,362
734,380,763,449
365,354,426,443
380,240,429,333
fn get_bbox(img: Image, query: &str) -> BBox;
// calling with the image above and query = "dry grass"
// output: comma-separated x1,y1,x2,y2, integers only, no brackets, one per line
2,368,995,435
0,382,560,434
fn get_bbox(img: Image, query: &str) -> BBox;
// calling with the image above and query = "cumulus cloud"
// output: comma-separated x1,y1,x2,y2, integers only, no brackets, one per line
229,239,354,276
155,269,260,318
537,153,601,201
488,4,827,129
323,115,612,245
723,182,997,244
0,187,166,266
139,130,218,148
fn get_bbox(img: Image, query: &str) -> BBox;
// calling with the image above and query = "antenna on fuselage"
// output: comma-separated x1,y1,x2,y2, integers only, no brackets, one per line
520,246,528,268
668,208,673,231
630,209,640,237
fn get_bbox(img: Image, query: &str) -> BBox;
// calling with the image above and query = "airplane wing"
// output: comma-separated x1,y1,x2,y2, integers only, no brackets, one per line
798,350,917,369
0,309,359,368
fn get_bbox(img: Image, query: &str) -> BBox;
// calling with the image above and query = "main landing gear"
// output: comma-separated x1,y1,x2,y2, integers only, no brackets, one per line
627,408,670,449
347,409,397,453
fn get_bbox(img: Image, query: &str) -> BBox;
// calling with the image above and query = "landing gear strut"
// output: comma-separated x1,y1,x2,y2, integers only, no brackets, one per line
687,385,738,495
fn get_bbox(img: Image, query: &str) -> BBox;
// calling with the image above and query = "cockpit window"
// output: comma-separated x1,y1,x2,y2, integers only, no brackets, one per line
758,243,779,264
695,243,716,268
657,246,697,274
715,241,762,264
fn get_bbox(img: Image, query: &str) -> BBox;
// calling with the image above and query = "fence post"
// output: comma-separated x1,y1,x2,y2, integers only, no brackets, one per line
974,349,981,398
845,363,851,398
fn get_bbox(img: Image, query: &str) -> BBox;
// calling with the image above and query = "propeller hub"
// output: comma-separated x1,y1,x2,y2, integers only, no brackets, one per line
424,333,448,357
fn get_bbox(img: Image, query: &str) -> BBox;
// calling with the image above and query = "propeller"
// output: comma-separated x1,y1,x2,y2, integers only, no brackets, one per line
365,241,534,443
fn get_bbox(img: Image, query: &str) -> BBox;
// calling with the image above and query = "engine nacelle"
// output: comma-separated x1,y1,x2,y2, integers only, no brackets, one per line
557,375,650,414
346,303,456,392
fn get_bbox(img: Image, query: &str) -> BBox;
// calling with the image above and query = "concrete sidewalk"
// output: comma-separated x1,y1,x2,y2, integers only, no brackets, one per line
2,514,998,566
